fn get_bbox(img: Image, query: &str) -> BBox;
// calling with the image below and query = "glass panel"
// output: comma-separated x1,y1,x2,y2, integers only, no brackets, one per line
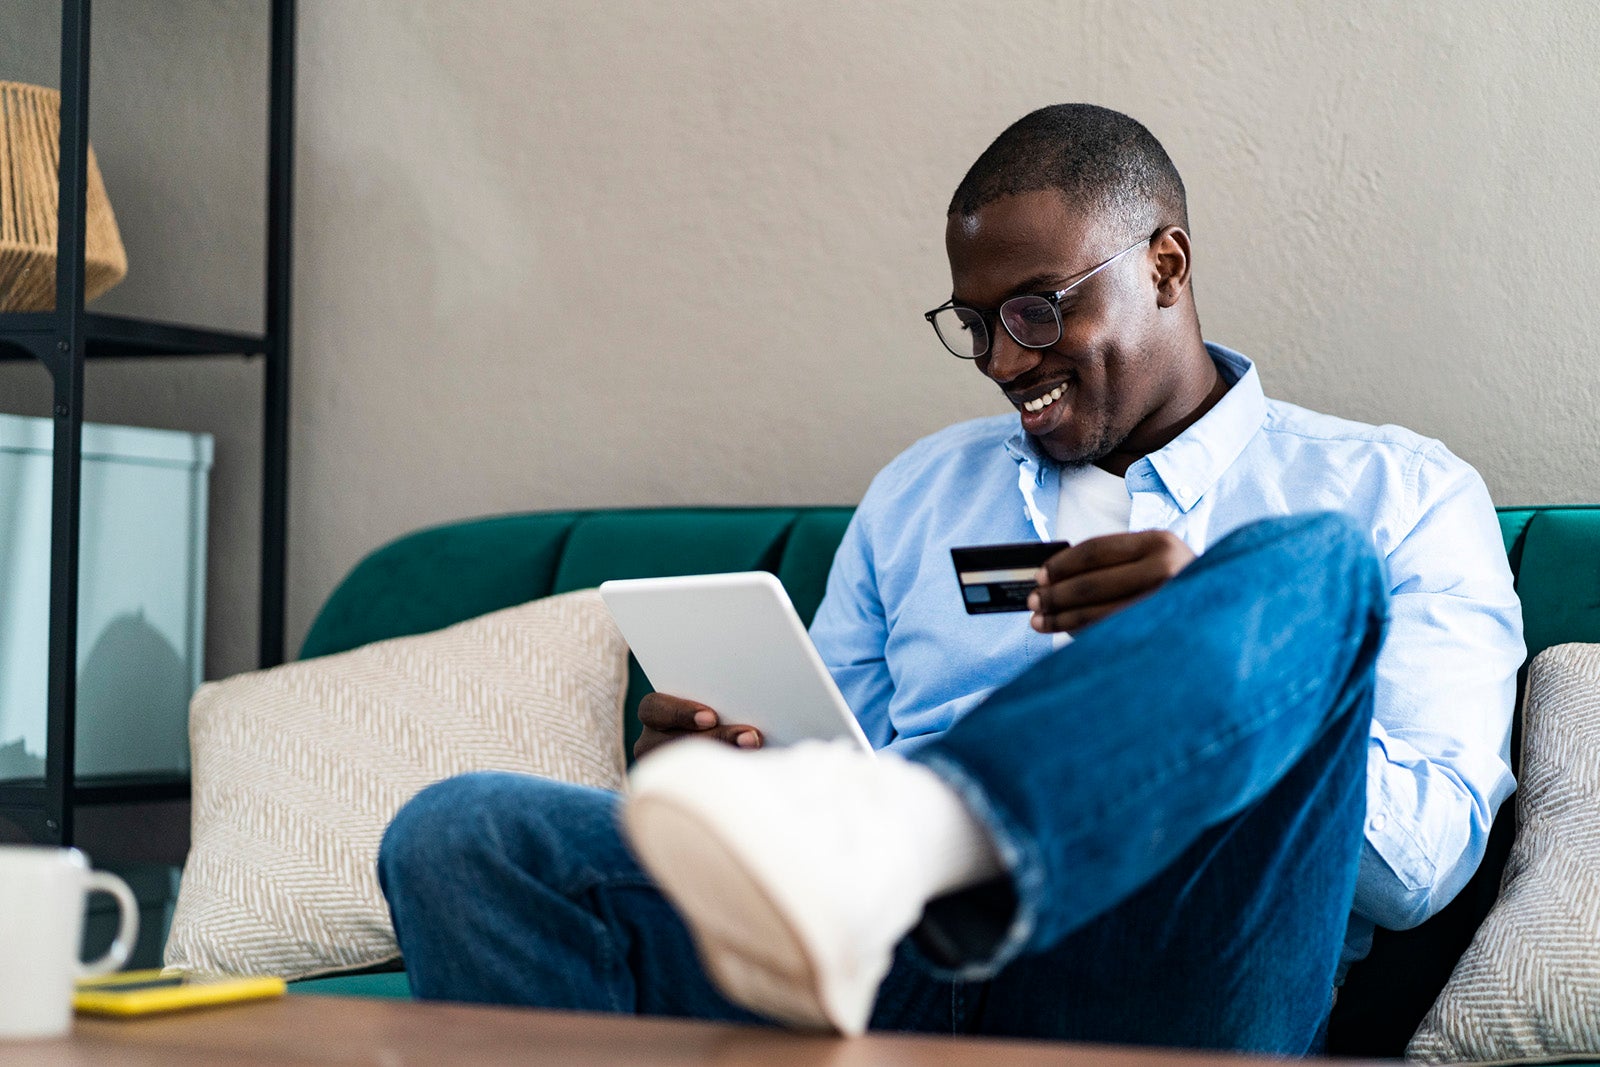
0,356,221,785
0,354,55,786
80,358,242,780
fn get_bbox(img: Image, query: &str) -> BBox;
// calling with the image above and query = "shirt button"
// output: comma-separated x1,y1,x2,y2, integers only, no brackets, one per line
1369,814,1387,832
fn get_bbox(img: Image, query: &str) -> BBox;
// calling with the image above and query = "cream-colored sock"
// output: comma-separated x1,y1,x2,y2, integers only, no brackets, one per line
626,740,1006,1034
882,756,1004,900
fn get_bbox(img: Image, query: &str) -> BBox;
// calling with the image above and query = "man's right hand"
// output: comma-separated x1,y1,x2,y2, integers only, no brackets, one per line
634,693,764,761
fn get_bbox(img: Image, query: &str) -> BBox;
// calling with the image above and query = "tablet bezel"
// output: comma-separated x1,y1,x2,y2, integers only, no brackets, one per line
599,572,874,754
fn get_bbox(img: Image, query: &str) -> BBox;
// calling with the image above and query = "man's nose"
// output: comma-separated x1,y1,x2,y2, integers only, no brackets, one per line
980,328,1041,384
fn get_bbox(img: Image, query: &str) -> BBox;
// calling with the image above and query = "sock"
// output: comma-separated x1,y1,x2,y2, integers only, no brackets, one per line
881,755,1004,900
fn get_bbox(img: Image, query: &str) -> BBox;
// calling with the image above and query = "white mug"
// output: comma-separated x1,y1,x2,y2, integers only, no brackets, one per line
0,845,139,1040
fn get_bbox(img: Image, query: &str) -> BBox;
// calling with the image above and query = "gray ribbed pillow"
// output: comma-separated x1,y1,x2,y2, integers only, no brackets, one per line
1409,643,1600,1063
165,589,628,980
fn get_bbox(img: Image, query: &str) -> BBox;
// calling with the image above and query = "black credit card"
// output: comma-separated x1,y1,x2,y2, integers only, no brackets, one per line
950,539,1073,615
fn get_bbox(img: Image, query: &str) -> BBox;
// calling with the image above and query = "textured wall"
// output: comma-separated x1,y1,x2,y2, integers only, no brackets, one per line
2,1,1598,678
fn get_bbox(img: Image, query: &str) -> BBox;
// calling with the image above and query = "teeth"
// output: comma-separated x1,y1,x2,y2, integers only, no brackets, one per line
1023,384,1067,413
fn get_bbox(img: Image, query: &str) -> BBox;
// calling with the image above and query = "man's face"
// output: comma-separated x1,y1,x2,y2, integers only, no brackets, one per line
944,189,1189,470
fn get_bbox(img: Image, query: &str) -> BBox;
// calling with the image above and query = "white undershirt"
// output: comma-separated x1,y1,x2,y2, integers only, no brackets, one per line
1055,463,1133,545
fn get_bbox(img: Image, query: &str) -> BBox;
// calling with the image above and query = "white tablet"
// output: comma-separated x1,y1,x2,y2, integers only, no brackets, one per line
599,572,874,754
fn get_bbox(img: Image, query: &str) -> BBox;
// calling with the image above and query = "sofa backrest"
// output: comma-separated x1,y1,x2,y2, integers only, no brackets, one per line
302,502,1600,673
300,508,855,753
1498,506,1600,658
300,503,1600,1055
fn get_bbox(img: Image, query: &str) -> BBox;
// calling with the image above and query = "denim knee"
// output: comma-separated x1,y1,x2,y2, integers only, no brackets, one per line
1289,511,1388,620
1213,511,1388,621
382,773,547,882
379,771,624,900
381,772,502,891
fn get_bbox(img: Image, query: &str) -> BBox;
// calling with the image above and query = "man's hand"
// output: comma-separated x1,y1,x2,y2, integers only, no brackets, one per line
634,693,764,761
1027,530,1196,634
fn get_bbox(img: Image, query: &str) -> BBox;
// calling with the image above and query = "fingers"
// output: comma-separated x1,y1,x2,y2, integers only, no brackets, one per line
1032,555,1170,614
707,724,763,749
633,693,763,761
638,692,719,731
1029,594,1143,634
633,727,673,761
633,723,764,761
1037,530,1180,582
1029,531,1196,633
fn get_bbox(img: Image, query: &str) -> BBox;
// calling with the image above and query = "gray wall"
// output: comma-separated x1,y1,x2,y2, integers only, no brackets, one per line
3,0,1598,686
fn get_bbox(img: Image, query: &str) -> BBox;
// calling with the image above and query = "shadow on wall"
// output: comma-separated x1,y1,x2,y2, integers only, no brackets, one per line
0,738,44,780
76,612,190,779
1,612,191,784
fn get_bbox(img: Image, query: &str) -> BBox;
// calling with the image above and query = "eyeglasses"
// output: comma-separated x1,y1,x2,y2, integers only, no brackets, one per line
923,233,1154,359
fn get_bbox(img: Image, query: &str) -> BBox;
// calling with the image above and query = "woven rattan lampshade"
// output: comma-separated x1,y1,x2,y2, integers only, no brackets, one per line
0,80,127,312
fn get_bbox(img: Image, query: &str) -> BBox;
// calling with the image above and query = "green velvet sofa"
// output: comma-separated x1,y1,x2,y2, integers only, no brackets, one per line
289,504,1600,1058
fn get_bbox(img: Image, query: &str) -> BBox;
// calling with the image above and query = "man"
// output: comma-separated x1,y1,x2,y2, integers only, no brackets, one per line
379,105,1522,1054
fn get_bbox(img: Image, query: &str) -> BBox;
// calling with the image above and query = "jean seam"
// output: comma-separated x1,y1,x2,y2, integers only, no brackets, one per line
490,812,655,1016
575,882,637,1014
915,751,1043,980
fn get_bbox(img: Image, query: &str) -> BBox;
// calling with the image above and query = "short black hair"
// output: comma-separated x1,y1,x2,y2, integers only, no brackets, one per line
948,104,1188,234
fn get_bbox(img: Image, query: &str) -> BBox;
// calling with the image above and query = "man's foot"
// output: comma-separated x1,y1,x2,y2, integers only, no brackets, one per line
623,740,987,1035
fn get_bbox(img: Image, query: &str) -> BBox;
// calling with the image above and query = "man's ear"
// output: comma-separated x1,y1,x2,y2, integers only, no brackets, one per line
1152,227,1192,309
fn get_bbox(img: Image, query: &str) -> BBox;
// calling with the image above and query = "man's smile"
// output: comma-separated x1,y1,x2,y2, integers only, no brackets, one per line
1008,372,1077,415
1019,382,1069,413
1010,376,1079,436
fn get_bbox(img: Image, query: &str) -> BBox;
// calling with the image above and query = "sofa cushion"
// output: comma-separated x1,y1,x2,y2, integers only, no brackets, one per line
550,509,797,593
1408,643,1600,1063
299,512,583,659
166,589,628,981
1515,510,1600,660
776,508,855,627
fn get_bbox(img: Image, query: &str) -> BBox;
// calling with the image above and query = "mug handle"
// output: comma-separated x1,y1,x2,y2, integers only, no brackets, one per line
79,870,140,978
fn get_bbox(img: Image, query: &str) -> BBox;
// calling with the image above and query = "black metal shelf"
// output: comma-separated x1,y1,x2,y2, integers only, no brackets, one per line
0,311,55,336
0,781,47,808
83,313,267,359
75,774,192,805
0,774,189,808
0,0,294,847
0,313,267,361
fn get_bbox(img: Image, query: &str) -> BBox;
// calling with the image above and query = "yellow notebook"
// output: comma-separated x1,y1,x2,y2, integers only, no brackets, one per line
75,969,286,1017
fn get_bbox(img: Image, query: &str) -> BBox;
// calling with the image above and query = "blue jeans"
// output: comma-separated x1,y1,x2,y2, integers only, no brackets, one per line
379,512,1384,1054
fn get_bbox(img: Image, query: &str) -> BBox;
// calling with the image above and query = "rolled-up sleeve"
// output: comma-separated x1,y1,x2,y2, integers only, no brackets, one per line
1356,443,1523,930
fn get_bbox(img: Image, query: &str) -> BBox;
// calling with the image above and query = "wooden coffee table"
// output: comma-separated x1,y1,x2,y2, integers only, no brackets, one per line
2,994,1388,1065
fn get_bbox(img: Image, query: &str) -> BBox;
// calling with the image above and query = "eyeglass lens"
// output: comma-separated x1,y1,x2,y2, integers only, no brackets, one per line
931,295,1060,359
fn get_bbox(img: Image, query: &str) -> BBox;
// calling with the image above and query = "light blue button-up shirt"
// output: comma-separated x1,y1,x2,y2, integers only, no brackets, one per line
809,343,1524,973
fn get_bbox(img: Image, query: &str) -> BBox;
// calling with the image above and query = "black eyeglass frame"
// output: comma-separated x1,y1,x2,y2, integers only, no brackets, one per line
923,229,1161,360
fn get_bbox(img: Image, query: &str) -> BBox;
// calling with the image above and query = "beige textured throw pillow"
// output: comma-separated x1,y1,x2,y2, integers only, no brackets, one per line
165,589,628,981
1408,643,1600,1063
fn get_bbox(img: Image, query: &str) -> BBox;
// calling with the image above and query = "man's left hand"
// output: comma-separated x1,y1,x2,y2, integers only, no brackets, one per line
1027,530,1196,634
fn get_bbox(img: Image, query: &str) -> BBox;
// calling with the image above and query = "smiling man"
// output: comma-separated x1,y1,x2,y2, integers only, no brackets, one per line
379,105,1523,1055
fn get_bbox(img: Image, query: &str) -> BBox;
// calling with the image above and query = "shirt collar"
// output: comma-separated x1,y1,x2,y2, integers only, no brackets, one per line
1141,343,1265,512
1003,342,1267,515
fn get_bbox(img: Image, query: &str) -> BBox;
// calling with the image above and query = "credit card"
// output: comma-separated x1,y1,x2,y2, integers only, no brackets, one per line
950,539,1073,615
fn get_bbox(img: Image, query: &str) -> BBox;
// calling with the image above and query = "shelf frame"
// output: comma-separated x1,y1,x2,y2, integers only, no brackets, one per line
0,0,295,843
0,312,268,360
